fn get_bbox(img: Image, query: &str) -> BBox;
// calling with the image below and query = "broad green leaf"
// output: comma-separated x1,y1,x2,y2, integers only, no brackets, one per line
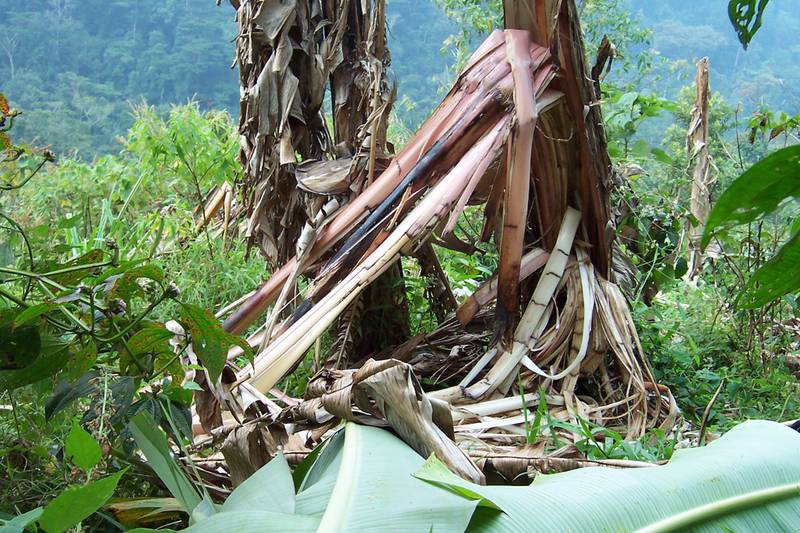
222,454,295,515
46,249,106,286
650,148,673,165
292,435,326,492
728,0,770,49
631,139,650,159
702,145,800,248
120,326,172,376
128,326,173,355
295,429,346,516
307,423,477,533
415,420,800,532
738,229,800,308
38,470,125,533
0,507,43,533
109,264,164,304
65,421,102,471
68,340,98,381
179,304,253,384
128,411,202,514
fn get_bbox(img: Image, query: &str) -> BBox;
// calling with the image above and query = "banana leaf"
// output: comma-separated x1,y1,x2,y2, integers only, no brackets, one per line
416,420,800,532
133,420,800,532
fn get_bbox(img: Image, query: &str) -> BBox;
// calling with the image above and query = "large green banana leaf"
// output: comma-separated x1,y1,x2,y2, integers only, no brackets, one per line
417,420,800,532
130,419,800,532
130,422,476,533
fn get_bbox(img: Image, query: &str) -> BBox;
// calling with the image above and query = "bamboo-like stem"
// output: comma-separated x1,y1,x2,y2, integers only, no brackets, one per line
456,248,548,326
461,207,581,401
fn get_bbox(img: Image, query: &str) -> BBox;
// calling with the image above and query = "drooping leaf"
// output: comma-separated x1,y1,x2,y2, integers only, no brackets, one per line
12,302,58,328
46,249,106,286
651,147,673,165
128,411,202,514
179,304,253,384
702,145,800,248
159,397,193,442
291,437,326,492
45,371,98,420
294,429,345,516
0,507,43,533
728,0,770,49
108,376,137,426
128,326,173,356
738,229,800,308
38,470,125,533
120,326,173,375
65,421,103,471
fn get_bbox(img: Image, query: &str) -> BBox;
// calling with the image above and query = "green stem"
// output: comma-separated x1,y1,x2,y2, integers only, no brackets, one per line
0,287,73,331
40,261,112,278
37,280,91,333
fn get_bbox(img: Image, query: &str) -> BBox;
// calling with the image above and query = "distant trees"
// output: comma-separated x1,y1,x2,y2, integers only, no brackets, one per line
0,0,238,155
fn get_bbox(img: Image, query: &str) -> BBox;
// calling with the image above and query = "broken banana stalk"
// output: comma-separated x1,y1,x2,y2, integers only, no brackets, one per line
239,118,511,394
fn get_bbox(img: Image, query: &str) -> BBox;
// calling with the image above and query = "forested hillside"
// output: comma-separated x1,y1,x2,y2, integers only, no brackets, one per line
0,0,238,154
2,0,796,157
636,0,800,111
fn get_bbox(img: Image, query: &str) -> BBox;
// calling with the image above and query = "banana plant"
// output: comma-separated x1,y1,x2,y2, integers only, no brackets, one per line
127,418,800,532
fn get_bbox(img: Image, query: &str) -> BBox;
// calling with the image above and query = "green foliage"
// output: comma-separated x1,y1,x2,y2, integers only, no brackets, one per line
128,411,202,515
728,0,771,49
0,507,42,533
179,304,253,384
37,470,125,533
0,98,255,526
0,0,238,156
64,421,102,471
635,283,799,428
604,91,677,160
704,145,800,308
132,420,800,532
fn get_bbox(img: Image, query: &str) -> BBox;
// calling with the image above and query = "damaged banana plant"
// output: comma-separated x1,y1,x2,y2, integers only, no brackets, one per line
197,0,679,484
227,0,409,363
